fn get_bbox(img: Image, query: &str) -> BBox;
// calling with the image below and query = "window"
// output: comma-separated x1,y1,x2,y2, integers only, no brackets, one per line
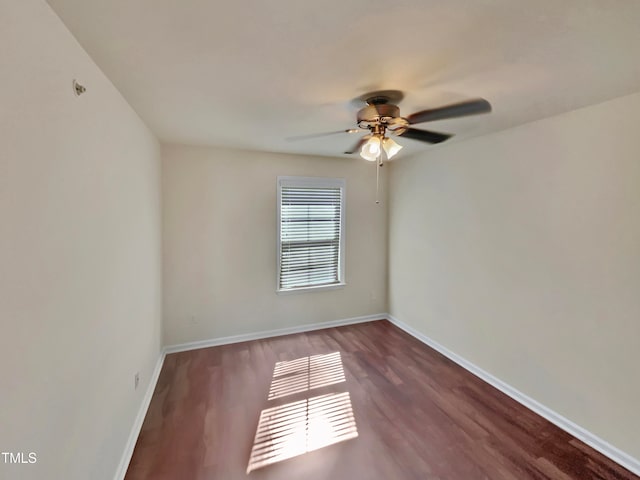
277,176,345,293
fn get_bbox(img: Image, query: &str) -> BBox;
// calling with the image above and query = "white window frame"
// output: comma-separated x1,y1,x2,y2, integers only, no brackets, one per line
276,176,346,294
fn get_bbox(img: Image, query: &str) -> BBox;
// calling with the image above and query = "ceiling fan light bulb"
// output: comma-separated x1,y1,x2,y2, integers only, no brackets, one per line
360,136,381,161
382,137,403,159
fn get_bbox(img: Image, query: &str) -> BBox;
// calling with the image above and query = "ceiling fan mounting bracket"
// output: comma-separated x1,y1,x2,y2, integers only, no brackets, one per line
367,95,392,105
355,89,405,106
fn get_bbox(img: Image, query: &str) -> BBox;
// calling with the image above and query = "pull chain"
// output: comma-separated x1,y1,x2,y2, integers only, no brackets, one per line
375,155,382,204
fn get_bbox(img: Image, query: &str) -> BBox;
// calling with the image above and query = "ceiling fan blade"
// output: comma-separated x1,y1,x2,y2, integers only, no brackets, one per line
398,128,452,144
286,129,360,142
406,98,492,125
344,136,369,154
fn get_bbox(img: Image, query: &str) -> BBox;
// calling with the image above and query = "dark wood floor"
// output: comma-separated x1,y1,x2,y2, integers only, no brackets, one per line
125,320,638,480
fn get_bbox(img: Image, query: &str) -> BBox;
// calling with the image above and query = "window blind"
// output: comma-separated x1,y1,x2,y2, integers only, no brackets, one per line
279,185,343,290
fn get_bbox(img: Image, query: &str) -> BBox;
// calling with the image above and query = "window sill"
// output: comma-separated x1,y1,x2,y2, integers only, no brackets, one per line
277,282,346,295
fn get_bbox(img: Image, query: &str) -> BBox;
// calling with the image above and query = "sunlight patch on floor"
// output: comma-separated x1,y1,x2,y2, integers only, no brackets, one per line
246,392,358,473
268,352,346,400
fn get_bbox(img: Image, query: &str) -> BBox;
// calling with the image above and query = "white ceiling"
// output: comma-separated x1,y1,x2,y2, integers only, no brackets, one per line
47,0,640,158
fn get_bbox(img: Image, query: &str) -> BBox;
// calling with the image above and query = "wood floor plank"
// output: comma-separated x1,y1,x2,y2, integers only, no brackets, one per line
125,320,639,480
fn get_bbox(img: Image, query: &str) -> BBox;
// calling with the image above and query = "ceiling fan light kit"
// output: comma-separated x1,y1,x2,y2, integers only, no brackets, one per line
382,136,402,159
360,135,381,161
359,135,403,161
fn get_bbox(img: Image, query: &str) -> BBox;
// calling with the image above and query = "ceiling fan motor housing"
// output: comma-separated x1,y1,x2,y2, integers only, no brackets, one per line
357,103,401,128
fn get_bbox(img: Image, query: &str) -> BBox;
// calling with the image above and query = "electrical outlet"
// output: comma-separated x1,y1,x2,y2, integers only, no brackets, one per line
134,372,140,390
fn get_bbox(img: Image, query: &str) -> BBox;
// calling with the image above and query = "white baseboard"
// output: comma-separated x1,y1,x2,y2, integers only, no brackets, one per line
164,313,386,354
386,314,640,477
113,351,166,480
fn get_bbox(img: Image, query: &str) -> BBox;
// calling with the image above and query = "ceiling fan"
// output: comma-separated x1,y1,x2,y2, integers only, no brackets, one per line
290,90,492,162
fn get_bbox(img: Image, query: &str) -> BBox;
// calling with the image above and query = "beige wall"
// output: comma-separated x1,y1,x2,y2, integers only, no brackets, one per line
389,92,640,459
162,144,388,345
0,2,162,480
